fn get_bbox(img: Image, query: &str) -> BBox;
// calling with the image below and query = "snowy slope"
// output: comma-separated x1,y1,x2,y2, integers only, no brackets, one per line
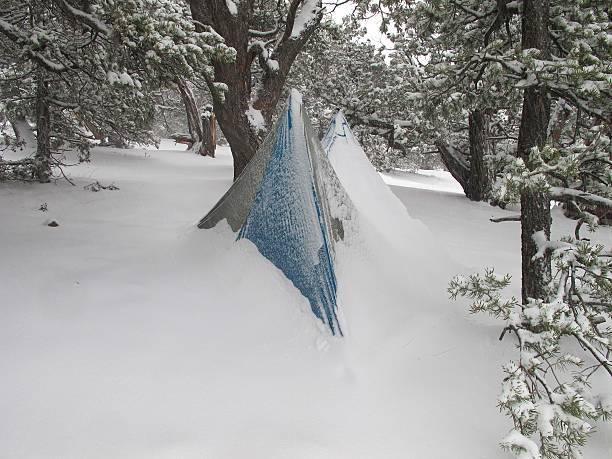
0,144,610,459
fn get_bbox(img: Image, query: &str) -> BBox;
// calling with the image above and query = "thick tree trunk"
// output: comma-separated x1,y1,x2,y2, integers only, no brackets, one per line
189,0,258,177
35,72,51,183
517,0,552,303
189,0,322,179
467,110,491,201
213,87,260,178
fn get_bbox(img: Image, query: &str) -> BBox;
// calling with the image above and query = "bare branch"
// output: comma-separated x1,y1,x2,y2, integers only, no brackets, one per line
490,215,521,223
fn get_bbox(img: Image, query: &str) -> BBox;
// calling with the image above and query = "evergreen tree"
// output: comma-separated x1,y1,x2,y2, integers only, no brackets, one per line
445,0,612,457
0,0,233,181
289,19,444,171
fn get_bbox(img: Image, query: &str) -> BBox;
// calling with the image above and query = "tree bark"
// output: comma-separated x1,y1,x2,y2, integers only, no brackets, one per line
435,111,492,201
436,140,470,192
190,0,260,177
201,106,216,157
35,71,51,183
517,0,552,303
176,77,207,155
467,110,491,201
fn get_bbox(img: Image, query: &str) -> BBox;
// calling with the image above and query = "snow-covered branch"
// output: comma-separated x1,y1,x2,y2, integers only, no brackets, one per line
58,0,111,36
549,187,612,212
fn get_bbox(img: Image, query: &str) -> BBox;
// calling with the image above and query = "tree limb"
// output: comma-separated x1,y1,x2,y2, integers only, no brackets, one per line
490,215,521,222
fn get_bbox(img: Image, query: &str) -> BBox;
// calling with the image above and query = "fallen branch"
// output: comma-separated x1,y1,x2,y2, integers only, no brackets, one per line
490,215,521,223
84,181,119,192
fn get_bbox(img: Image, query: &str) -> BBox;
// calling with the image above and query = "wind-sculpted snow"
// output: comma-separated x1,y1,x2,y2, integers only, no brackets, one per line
323,110,439,256
199,90,354,335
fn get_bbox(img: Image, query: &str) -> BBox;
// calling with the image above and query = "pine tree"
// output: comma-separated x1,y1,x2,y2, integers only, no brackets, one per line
0,0,233,181
446,0,612,456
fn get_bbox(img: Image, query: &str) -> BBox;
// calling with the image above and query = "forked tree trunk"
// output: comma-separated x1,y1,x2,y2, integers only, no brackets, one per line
176,78,207,156
213,84,260,178
189,0,322,179
517,0,552,303
436,110,492,201
35,72,51,183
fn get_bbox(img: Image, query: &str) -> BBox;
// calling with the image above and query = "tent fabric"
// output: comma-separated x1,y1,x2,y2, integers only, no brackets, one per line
198,90,353,336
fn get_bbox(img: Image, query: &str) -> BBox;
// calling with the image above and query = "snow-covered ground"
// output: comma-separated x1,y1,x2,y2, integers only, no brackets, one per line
1,144,610,459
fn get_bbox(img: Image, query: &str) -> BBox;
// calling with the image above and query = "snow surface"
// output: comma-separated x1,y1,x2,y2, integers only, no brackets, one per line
380,168,464,194
1,143,611,458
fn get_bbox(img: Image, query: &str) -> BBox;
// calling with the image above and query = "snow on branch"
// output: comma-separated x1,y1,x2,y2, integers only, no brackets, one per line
289,0,321,39
225,0,238,16
248,24,279,38
549,187,612,211
279,0,303,44
59,0,111,36
279,0,321,45
501,430,541,459
449,0,494,20
0,19,68,72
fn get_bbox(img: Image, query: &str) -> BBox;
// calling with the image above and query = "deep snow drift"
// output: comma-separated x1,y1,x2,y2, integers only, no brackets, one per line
1,142,610,458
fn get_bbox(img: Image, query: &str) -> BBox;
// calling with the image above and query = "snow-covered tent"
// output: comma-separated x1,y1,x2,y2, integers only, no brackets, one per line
198,90,352,336
322,110,434,251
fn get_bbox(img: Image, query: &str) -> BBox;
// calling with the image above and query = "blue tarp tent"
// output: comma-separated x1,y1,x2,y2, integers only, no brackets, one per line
198,91,353,336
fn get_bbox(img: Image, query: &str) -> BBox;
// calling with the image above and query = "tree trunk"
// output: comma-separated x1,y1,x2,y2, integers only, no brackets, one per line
201,107,216,157
35,72,51,183
176,78,207,155
10,113,27,143
467,110,491,201
188,0,322,179
436,140,470,192
213,85,260,178
189,0,259,177
517,0,552,303
435,111,492,201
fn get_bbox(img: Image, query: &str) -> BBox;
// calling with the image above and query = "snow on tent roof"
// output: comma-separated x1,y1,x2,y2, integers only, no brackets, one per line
322,110,432,250
198,90,354,336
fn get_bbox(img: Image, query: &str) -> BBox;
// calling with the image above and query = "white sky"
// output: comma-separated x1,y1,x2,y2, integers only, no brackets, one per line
329,2,394,52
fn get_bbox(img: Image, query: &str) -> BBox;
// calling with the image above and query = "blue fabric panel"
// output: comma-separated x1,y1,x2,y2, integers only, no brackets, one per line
237,99,342,335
